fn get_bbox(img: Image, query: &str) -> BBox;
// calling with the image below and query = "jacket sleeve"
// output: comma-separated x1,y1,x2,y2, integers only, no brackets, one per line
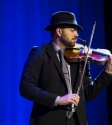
19,46,57,109
83,61,112,101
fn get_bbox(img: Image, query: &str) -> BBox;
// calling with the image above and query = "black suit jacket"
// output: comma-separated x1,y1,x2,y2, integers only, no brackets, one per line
20,42,112,125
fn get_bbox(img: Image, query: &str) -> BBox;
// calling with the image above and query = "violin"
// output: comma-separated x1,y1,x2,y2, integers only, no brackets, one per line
64,46,111,65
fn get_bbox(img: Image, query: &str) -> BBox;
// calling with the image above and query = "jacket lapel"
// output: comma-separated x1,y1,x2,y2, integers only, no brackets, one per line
45,42,66,82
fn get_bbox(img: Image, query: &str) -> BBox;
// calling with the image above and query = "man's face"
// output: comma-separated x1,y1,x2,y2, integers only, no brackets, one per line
59,28,78,48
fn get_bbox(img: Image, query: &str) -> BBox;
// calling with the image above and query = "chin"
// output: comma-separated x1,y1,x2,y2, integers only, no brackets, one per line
70,43,75,47
68,44,75,48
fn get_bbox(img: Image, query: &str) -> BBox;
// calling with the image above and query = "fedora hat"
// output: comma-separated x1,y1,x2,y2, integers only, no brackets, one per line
45,11,83,31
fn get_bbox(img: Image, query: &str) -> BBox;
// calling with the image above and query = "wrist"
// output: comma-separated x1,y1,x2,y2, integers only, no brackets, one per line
54,96,61,106
105,70,112,75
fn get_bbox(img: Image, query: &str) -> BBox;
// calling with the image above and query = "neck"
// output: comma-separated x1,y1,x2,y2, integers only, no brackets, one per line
52,38,67,49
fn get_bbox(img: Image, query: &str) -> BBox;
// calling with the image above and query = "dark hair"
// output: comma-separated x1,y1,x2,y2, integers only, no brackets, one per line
50,29,56,37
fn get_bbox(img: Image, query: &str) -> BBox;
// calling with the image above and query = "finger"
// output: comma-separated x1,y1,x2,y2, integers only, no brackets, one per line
69,100,78,106
70,94,80,100
70,94,79,98
71,98,79,104
66,94,80,105
70,96,80,105
69,99,79,106
109,55,112,64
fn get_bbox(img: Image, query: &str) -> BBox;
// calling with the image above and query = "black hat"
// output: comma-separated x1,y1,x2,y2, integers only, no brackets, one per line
45,11,83,31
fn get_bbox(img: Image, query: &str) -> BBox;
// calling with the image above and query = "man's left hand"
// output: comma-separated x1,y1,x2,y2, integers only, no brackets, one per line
105,55,112,74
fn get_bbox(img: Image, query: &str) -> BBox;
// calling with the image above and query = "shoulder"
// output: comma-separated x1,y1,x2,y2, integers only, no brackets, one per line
25,46,44,65
28,43,51,60
30,46,43,54
29,45,45,57
28,42,53,57
29,42,51,54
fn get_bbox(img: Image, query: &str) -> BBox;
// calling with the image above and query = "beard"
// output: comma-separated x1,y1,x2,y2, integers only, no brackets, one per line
60,33,77,48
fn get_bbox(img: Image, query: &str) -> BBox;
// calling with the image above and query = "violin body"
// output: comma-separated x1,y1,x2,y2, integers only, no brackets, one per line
64,47,111,65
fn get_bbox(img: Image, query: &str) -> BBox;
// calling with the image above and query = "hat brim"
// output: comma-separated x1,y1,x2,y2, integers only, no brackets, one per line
45,23,83,31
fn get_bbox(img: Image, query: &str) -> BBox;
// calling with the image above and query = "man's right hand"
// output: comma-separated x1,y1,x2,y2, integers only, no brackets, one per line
57,94,80,106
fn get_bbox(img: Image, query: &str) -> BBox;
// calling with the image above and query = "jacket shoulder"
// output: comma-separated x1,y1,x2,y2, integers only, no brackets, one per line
29,45,44,57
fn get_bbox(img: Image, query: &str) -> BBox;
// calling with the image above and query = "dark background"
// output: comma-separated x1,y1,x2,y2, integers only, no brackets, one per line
104,0,112,124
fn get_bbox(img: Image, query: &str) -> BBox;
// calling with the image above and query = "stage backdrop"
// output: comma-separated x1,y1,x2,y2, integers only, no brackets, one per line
0,0,108,125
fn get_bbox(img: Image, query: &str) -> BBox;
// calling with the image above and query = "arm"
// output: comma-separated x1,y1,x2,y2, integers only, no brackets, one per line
83,56,112,102
19,46,57,109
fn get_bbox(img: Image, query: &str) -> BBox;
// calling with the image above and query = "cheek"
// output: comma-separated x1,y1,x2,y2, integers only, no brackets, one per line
67,34,73,40
62,31,72,41
65,35,71,41
67,31,74,38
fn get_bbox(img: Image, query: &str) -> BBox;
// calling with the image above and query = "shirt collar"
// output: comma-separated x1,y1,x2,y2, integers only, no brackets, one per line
52,42,60,53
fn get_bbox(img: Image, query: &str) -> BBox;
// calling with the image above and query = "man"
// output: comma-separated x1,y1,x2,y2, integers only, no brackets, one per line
20,11,112,125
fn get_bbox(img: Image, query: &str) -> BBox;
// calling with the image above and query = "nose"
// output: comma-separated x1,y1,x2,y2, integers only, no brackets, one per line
75,31,79,37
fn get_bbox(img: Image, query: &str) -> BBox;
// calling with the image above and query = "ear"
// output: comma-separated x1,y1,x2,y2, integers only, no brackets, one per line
56,28,62,37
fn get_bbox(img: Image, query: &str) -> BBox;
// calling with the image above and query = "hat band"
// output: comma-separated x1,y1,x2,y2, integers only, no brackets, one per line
51,20,78,25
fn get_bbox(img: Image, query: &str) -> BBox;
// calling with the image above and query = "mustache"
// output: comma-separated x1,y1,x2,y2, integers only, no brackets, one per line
71,37,78,40
70,37,86,46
